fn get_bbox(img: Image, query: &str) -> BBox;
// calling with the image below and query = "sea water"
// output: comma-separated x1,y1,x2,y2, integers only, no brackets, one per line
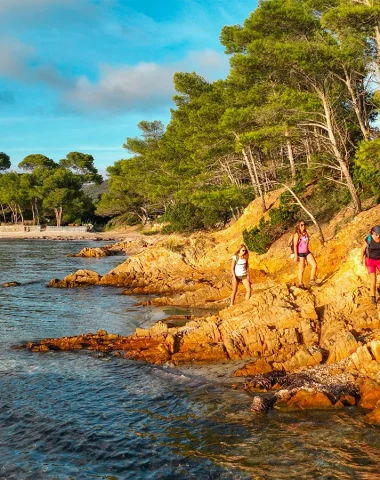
0,240,379,480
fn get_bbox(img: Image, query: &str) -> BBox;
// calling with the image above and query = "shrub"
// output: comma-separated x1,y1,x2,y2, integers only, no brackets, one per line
161,203,204,233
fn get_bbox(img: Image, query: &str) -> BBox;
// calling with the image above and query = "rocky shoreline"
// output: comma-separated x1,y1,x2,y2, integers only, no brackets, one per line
13,195,380,425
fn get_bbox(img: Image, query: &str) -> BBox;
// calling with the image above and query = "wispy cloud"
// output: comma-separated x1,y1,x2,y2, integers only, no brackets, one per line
0,0,69,13
0,36,71,89
0,37,228,114
0,37,36,78
62,49,228,113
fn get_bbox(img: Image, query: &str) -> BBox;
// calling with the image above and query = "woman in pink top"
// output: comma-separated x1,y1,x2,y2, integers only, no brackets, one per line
292,220,317,288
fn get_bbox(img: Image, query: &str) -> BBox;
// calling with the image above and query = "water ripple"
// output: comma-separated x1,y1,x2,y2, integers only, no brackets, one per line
1,241,380,479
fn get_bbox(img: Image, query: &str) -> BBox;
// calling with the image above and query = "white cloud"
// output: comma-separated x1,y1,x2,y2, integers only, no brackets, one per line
0,0,75,14
63,49,229,113
0,37,36,78
0,36,71,89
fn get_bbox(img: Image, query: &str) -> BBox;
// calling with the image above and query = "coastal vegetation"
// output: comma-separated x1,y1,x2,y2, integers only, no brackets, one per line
2,0,380,245
0,152,102,227
96,0,380,248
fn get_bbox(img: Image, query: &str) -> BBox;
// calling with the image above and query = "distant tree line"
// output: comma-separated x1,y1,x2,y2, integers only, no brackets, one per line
0,152,102,227
97,0,380,236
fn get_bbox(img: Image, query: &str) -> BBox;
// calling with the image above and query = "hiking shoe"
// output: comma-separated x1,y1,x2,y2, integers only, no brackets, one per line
377,287,380,296
298,284,307,290
371,296,377,305
309,279,317,287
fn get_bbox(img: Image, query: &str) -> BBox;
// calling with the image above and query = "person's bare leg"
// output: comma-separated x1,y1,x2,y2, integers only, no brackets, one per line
242,277,251,301
298,257,305,286
369,272,376,297
230,278,239,306
307,253,317,280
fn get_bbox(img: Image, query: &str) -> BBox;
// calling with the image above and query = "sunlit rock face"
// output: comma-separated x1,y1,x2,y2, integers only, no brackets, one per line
38,199,380,420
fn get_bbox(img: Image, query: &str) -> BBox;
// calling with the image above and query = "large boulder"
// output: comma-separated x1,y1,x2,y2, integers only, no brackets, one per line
47,269,101,288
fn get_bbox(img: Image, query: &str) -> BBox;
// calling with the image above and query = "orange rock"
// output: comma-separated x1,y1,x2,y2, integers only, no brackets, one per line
326,331,360,364
364,404,380,426
234,358,273,376
340,395,357,406
358,379,380,409
276,390,339,410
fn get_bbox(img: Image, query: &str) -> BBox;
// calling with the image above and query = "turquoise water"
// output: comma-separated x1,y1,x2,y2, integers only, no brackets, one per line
0,240,379,479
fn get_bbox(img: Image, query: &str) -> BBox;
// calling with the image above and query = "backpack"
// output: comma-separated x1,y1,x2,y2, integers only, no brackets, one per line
365,234,372,258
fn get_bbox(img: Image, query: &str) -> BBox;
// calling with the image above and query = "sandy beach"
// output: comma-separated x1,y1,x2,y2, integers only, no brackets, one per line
0,226,154,242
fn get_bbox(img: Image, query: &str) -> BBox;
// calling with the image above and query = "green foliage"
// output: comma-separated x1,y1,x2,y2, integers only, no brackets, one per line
18,154,56,171
0,151,99,225
243,188,300,254
59,152,102,184
161,203,204,233
243,224,273,255
353,139,380,200
0,152,11,171
162,237,185,253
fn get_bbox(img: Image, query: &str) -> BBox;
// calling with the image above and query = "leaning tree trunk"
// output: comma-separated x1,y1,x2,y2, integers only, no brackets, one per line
248,146,267,212
285,128,296,178
242,148,259,197
320,93,362,214
343,68,369,140
281,183,325,245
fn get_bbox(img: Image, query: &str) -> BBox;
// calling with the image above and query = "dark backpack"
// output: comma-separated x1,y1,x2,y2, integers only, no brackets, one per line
365,234,372,258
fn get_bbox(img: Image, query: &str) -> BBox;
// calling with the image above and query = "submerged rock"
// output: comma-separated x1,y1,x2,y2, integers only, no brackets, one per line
246,368,359,413
364,404,380,426
2,281,21,287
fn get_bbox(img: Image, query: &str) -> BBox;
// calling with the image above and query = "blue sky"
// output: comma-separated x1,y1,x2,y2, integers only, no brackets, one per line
0,0,257,175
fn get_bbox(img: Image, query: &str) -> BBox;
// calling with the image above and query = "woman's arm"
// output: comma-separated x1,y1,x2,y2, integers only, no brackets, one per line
231,258,237,277
293,233,299,260
246,260,250,282
361,241,368,265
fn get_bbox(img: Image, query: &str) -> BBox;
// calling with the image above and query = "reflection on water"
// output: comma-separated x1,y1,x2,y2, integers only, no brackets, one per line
0,240,379,479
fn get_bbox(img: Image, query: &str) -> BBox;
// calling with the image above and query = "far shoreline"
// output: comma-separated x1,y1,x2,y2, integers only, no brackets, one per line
0,226,152,242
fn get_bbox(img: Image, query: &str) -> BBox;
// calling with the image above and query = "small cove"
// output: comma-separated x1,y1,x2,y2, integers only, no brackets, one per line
0,239,379,479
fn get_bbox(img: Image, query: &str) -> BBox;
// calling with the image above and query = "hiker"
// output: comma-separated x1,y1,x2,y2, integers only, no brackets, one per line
292,220,317,288
361,225,380,305
230,244,251,306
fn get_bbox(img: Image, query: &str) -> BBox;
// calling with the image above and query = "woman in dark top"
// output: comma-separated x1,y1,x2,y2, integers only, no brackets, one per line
361,225,380,304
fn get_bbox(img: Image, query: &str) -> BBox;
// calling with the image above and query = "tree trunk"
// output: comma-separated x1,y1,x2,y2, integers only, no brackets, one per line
343,68,369,140
305,138,311,168
320,93,362,213
35,197,40,225
242,148,259,196
281,183,325,245
285,128,296,177
1,204,6,223
140,207,148,225
248,146,267,212
31,202,35,225
54,207,63,227
18,205,24,225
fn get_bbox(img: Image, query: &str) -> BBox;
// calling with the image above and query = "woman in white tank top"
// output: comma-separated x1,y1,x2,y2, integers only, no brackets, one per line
230,244,251,306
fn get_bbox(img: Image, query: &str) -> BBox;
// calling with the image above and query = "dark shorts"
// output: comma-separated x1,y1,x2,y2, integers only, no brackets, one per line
236,275,248,282
298,252,310,258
